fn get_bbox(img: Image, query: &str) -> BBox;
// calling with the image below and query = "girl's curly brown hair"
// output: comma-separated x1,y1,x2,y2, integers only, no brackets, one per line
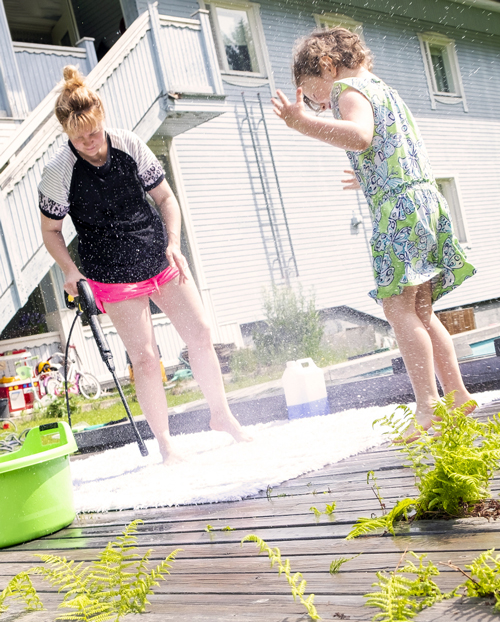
292,28,373,109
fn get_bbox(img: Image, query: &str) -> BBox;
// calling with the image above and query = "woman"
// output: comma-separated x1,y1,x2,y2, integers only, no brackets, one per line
39,66,251,463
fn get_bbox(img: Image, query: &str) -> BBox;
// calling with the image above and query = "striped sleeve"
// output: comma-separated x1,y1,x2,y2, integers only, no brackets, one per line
109,128,165,190
38,145,76,219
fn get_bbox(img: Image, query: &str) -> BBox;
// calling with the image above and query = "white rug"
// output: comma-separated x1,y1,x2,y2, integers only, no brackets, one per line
70,389,500,513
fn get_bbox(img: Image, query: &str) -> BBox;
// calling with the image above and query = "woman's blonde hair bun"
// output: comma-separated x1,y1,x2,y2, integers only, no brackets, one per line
55,65,105,134
62,65,86,89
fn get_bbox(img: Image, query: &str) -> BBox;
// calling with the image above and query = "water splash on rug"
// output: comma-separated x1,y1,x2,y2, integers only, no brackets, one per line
70,389,500,513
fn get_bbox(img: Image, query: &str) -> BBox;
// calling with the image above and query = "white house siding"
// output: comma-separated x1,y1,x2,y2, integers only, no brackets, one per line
168,0,500,329
419,116,500,311
174,85,380,325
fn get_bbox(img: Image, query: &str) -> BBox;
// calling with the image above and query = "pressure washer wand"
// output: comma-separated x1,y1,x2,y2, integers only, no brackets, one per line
76,280,148,457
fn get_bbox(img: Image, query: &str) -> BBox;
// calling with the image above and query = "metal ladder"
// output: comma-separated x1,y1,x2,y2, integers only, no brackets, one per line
241,92,299,283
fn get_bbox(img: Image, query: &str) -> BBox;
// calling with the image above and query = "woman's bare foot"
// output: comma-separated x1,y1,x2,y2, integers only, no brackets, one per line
159,442,184,466
210,411,253,443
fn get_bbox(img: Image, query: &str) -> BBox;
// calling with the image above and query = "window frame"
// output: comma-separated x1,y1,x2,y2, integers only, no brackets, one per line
202,0,274,89
313,12,364,38
436,174,471,248
418,32,468,112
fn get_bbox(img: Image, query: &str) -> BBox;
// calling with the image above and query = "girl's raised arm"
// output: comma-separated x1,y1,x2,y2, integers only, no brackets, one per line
272,87,374,152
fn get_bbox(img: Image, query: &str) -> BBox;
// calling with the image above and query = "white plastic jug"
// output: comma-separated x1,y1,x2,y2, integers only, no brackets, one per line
282,358,329,420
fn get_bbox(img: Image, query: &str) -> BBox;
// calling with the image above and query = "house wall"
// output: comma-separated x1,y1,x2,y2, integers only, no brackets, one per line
151,0,500,327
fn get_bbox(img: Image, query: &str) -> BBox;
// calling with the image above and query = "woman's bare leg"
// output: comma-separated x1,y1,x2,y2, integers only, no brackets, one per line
415,281,474,412
103,296,181,464
151,274,252,442
383,285,440,430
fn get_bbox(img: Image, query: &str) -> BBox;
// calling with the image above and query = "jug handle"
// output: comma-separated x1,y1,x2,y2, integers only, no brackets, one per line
296,358,314,367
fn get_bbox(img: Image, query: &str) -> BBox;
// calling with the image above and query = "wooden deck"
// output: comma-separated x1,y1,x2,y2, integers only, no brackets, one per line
1,401,500,621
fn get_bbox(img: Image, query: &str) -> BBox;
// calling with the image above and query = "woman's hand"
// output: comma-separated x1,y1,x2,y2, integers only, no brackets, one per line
63,267,87,297
272,88,308,130
341,169,361,190
166,243,189,284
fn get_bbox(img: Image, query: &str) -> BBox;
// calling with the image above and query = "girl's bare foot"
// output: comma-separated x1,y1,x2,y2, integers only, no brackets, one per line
210,411,253,443
396,392,477,444
452,390,477,416
394,406,435,444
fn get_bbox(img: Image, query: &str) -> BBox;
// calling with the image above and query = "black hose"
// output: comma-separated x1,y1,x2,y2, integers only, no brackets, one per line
64,309,82,428
76,280,148,457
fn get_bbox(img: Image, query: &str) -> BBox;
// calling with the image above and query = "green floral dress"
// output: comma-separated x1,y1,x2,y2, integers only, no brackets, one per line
331,76,476,303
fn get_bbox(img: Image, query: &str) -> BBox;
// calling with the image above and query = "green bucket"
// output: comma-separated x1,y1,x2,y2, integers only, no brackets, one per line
0,421,78,548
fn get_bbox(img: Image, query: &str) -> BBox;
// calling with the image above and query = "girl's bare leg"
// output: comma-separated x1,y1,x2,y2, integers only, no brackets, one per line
415,281,474,412
383,285,440,431
103,296,181,465
151,275,252,442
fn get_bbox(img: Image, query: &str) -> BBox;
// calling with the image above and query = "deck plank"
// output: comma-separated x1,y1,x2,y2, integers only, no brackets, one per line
1,400,500,620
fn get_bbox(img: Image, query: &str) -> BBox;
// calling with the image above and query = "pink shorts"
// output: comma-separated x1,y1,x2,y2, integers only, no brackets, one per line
86,266,180,313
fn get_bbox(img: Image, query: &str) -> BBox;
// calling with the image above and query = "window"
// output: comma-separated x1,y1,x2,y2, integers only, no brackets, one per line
313,13,363,38
205,0,273,87
418,33,467,112
436,176,470,247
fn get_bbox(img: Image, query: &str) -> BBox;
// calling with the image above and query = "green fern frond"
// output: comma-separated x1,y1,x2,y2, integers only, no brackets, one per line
329,553,361,574
241,534,321,619
346,515,389,540
346,498,417,540
55,594,115,621
366,572,421,621
32,520,180,622
461,548,500,610
0,572,44,614
365,552,453,621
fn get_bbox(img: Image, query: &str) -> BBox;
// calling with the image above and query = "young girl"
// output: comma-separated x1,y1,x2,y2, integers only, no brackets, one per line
39,66,251,464
272,28,476,434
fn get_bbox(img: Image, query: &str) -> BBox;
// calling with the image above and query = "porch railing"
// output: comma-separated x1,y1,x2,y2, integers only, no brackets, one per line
13,39,97,111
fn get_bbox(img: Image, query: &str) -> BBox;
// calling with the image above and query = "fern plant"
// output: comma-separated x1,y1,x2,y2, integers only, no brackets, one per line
346,497,417,540
348,393,500,539
460,548,500,610
0,572,44,614
241,534,320,620
32,519,181,621
365,552,456,621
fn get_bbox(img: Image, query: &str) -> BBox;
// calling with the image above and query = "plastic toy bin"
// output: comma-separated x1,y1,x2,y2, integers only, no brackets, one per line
0,421,78,548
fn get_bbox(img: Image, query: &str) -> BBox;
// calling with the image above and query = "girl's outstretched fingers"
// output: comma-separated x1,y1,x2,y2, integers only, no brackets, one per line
341,169,361,191
271,89,289,119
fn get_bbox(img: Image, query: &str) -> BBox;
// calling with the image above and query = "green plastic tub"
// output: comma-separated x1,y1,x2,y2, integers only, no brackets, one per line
0,421,78,548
